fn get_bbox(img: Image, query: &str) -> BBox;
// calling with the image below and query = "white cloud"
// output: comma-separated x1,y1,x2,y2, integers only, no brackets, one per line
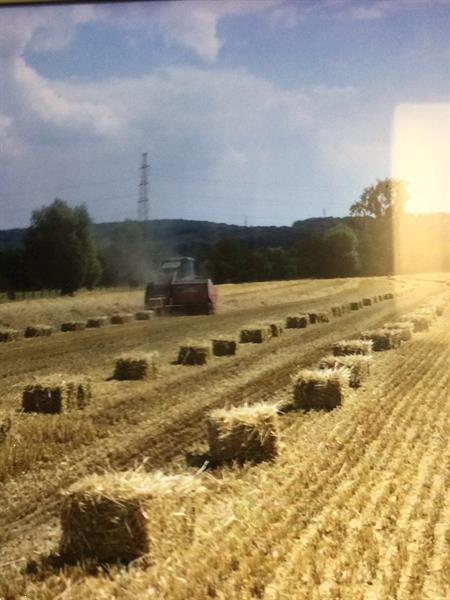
12,56,120,135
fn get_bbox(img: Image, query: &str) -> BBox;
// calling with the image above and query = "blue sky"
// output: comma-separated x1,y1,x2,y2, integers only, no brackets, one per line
0,0,449,229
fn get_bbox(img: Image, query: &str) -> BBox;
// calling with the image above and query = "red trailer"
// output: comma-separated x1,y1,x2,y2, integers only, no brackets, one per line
144,257,217,315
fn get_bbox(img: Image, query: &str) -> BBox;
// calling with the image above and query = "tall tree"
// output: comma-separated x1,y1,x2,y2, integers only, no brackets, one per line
24,199,102,294
350,178,407,219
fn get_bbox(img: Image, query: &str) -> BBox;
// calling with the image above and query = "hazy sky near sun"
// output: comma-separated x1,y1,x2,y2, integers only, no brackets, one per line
0,0,449,229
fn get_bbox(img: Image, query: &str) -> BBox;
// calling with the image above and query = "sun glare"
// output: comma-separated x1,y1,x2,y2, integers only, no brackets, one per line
391,103,450,274
392,103,450,214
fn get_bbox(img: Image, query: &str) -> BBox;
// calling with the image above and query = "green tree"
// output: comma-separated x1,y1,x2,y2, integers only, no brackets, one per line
323,225,360,277
350,178,407,219
24,199,102,294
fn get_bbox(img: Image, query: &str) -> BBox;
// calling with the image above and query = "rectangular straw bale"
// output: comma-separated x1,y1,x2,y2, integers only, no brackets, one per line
0,328,19,342
349,301,360,311
61,321,86,332
383,321,413,342
239,325,271,343
22,376,91,414
378,294,384,301
383,292,394,300
360,329,400,351
331,306,342,317
177,342,211,365
362,297,372,306
25,324,53,338
212,338,237,356
341,303,350,314
60,471,203,563
207,403,279,465
111,313,134,325
332,339,373,356
86,316,108,328
135,310,155,321
292,368,349,411
113,352,159,380
285,315,308,329
319,354,372,388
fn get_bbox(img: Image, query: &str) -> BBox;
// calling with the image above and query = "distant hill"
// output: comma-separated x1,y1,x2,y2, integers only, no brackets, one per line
0,217,344,253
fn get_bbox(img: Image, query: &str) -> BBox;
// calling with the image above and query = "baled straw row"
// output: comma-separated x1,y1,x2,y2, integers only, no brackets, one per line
207,403,279,465
25,324,53,338
0,328,19,342
22,376,91,414
319,354,371,388
53,290,446,566
114,352,159,380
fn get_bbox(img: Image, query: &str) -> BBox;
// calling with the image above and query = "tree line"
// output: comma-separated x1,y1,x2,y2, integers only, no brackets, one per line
0,178,448,294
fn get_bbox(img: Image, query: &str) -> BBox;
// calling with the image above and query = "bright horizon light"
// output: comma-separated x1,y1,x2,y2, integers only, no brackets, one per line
391,103,450,214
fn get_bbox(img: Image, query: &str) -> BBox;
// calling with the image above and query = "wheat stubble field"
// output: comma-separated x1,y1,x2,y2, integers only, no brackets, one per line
0,275,448,599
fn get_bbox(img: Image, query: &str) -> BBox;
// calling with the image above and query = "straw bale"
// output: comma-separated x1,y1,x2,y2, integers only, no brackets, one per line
332,339,373,356
308,311,329,324
331,306,342,317
61,321,86,332
360,329,400,351
135,310,155,321
292,368,349,411
319,354,372,388
24,324,53,338
212,338,237,357
111,313,134,325
0,328,19,342
207,403,279,465
372,296,379,303
60,471,203,563
383,321,414,341
383,292,394,300
285,315,308,329
177,343,211,365
378,294,384,301
22,376,91,414
113,352,159,380
341,303,351,314
239,325,271,343
349,301,360,311
86,316,108,328
362,297,372,306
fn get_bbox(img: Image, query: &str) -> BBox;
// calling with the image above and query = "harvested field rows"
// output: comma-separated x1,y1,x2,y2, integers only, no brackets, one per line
0,277,447,598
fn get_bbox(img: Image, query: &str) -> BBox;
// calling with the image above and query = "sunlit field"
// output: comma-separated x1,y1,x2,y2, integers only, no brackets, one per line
0,275,448,598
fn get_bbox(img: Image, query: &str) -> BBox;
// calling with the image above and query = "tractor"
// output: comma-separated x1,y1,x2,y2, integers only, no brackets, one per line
144,256,217,315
